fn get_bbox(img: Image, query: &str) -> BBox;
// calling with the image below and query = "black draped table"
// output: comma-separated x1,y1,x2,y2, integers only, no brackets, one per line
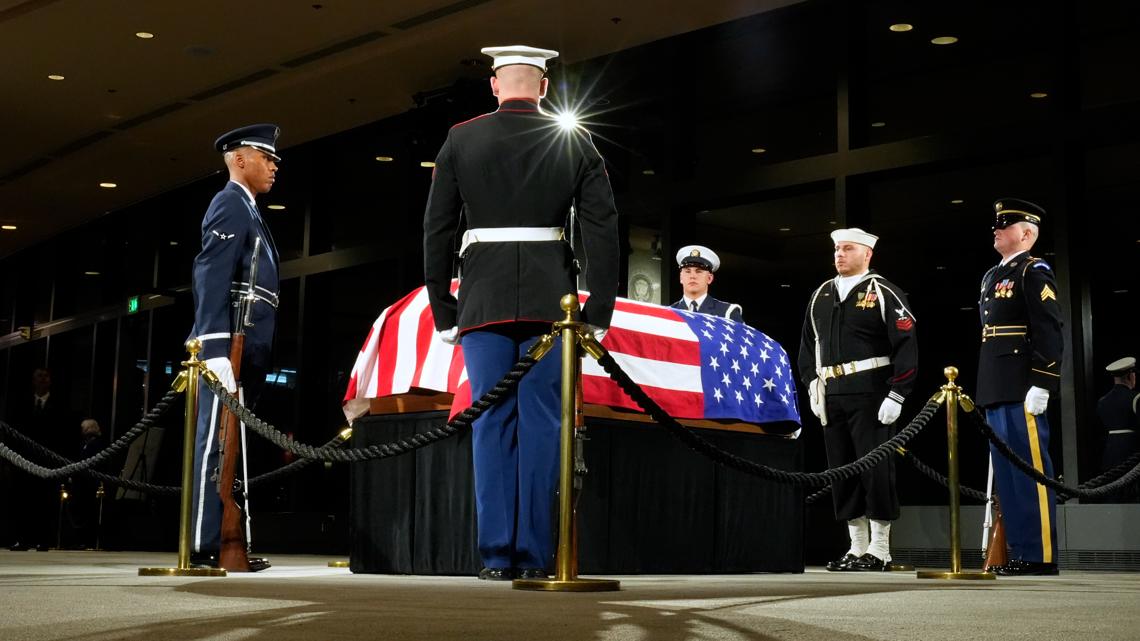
349,403,804,575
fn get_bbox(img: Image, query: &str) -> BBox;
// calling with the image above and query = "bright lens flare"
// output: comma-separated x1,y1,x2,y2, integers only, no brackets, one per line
554,110,580,131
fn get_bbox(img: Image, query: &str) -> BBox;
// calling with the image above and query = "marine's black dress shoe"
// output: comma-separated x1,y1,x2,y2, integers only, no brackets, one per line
8,542,31,551
825,553,859,572
849,552,886,572
478,567,513,581
515,568,548,579
190,553,271,572
991,559,1058,576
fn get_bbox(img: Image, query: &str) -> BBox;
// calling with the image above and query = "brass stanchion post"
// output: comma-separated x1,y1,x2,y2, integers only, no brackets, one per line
139,339,226,577
513,295,619,592
916,366,995,580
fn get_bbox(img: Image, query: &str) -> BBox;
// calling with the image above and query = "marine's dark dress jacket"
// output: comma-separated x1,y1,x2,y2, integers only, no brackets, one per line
423,98,619,333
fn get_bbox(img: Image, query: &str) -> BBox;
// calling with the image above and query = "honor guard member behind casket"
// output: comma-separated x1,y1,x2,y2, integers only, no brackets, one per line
670,245,743,321
976,198,1064,576
1097,357,1139,474
423,45,619,581
797,227,918,572
187,124,282,572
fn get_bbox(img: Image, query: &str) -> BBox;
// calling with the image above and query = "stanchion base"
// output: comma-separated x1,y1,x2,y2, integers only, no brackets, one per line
916,570,996,580
327,560,350,568
512,577,621,592
138,567,227,577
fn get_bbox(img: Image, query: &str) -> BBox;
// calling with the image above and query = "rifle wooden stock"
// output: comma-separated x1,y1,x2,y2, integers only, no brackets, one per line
217,334,250,572
984,495,1008,571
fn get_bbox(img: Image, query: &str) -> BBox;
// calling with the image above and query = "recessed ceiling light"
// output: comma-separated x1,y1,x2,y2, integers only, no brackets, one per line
420,161,436,168
48,74,65,81
1,225,17,231
99,182,117,189
936,265,947,270
889,23,913,32
828,220,837,225
930,36,958,45
375,156,394,162
266,204,286,210
871,121,886,128
135,31,155,39
780,284,792,288
1113,289,1129,294
778,227,791,232
1030,92,1048,99
84,271,101,276
169,241,178,246
751,148,767,154
951,199,964,204
642,169,655,176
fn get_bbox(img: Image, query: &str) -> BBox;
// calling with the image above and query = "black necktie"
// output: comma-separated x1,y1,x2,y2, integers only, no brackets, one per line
690,300,698,312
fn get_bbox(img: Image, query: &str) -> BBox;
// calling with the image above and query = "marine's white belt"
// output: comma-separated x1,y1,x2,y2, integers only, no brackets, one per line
819,356,892,381
460,227,564,256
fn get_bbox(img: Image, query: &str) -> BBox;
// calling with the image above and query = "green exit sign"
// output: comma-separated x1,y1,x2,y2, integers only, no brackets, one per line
127,296,140,314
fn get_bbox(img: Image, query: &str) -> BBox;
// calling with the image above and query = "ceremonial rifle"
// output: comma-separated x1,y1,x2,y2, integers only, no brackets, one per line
217,237,261,571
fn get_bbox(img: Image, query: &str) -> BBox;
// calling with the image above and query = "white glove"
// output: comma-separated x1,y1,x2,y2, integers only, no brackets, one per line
204,357,237,393
878,397,902,425
1024,386,1049,415
584,324,607,344
438,326,460,345
807,378,823,418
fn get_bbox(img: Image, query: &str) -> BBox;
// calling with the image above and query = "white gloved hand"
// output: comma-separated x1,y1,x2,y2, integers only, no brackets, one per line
878,397,903,425
438,326,460,346
204,357,237,393
584,324,607,344
1024,386,1050,415
807,378,823,418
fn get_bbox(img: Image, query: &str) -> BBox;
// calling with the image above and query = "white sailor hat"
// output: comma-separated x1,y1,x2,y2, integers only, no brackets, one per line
1106,357,1136,375
480,45,559,72
830,227,878,249
676,245,720,272
214,123,281,161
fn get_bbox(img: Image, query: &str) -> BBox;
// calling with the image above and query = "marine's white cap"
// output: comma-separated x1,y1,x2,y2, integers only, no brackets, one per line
480,45,559,71
1106,357,1136,375
676,245,721,272
830,227,878,249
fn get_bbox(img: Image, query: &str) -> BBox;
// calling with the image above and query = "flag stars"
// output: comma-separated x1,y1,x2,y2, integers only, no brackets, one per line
779,353,787,366
763,378,776,392
709,356,720,371
753,393,764,407
722,372,732,386
743,336,753,346
722,333,734,343
713,388,724,402
750,363,760,375
775,365,784,378
702,329,713,339
780,393,790,405
720,342,730,355
759,349,771,363
784,382,792,395
742,376,752,390
734,390,744,404
731,359,741,373
739,345,749,359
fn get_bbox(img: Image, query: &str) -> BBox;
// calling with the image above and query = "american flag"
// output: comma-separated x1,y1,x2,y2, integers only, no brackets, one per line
343,282,801,428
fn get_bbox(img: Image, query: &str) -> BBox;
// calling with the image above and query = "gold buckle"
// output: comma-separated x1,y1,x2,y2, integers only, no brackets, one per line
831,364,843,378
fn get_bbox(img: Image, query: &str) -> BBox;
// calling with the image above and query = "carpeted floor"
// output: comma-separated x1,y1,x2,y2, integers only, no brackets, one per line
1,551,1137,641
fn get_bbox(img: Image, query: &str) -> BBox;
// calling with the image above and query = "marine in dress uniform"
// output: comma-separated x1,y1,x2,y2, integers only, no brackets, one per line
187,124,282,571
976,198,1064,576
1096,357,1138,498
670,245,743,321
423,45,619,580
797,228,917,572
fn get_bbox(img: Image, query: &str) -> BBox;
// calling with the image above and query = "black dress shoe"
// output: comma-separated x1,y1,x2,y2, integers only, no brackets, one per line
8,542,31,551
515,568,548,579
247,557,271,572
849,552,886,572
825,553,859,572
478,567,513,581
190,553,271,572
992,559,1058,576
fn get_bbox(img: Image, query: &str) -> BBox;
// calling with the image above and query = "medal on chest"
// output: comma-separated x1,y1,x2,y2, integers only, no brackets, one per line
855,290,878,309
994,279,1015,299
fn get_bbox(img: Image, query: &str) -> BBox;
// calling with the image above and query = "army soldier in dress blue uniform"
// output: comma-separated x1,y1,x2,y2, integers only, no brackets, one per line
976,198,1064,576
670,245,743,321
423,45,619,580
797,228,918,572
187,124,282,572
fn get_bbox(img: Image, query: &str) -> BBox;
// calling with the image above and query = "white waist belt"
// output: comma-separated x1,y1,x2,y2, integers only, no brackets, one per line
460,227,563,256
819,356,891,381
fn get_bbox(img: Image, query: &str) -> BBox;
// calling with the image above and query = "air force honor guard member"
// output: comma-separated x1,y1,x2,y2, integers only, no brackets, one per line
671,245,743,321
797,228,918,572
188,124,282,572
423,45,619,580
977,198,1064,576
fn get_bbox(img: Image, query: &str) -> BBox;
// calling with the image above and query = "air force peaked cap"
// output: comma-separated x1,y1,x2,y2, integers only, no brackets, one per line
993,198,1045,229
214,123,281,161
676,245,721,272
480,45,559,71
830,227,879,249
1106,357,1136,376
